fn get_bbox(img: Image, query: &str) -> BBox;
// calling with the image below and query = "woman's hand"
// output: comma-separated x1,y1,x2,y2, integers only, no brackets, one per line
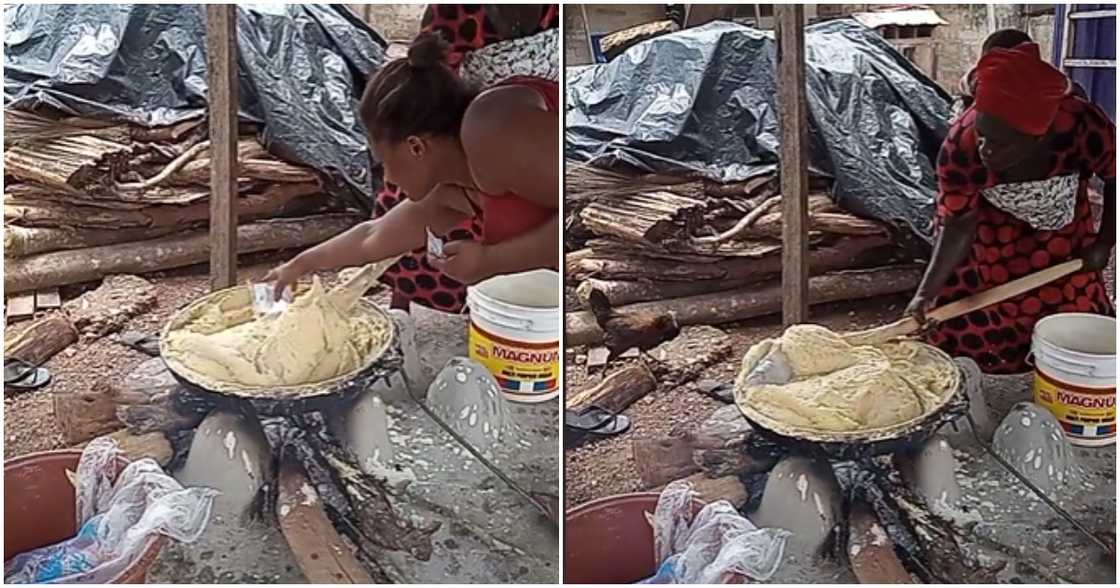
430,240,497,285
1078,239,1113,272
905,293,935,331
263,259,309,301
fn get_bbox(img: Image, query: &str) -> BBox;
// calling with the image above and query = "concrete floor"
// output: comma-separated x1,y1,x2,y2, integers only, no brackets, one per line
762,372,1115,584
147,304,558,583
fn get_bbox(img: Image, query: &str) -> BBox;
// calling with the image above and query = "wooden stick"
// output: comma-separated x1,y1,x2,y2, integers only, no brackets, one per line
776,4,810,326
844,259,1084,346
690,195,781,244
207,4,239,290
567,266,922,346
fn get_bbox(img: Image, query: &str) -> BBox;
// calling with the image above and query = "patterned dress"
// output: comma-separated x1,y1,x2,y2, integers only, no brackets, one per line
373,5,559,312
928,95,1116,374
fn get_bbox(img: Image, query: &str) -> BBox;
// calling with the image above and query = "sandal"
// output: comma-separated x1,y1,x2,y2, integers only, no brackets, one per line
4,358,51,392
564,406,631,448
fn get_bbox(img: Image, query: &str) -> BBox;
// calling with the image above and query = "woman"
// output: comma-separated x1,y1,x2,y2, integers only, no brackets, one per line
950,29,1086,124
906,41,1115,374
266,30,558,308
351,5,558,312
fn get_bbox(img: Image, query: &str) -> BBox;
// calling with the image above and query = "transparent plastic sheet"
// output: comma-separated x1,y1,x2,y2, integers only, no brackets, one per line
642,481,791,584
5,438,219,584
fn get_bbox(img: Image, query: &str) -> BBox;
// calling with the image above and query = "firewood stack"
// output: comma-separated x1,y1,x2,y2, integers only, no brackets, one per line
3,109,363,295
565,163,925,345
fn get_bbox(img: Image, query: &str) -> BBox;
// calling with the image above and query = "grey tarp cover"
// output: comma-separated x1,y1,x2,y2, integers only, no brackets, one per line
565,19,954,241
4,4,388,207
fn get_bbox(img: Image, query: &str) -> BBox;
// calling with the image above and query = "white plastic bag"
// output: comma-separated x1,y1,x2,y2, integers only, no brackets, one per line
6,437,218,584
642,480,791,584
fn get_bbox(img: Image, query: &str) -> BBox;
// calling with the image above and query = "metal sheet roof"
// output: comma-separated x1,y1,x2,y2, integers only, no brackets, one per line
851,7,947,29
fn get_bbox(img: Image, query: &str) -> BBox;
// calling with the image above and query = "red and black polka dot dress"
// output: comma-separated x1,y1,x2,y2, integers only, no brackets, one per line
373,5,559,313
928,96,1116,374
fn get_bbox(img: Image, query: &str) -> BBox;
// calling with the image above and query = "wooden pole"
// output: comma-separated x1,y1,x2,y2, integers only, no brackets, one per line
206,5,239,290
775,5,810,326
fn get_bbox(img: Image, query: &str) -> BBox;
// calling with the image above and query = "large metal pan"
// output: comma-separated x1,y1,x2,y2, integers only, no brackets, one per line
160,285,403,415
734,343,969,460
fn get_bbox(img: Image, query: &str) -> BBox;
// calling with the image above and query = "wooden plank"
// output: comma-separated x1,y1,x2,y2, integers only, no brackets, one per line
6,294,36,321
776,5,810,327
277,457,375,584
34,288,61,309
206,4,239,291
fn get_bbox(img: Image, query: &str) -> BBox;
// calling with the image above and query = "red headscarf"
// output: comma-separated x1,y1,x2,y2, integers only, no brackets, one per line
972,42,1071,135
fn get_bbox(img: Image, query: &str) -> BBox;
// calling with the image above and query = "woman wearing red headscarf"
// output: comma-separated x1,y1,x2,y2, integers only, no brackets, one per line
906,42,1116,374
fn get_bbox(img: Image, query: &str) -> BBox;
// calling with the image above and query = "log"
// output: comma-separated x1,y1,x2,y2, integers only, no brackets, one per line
566,265,923,346
5,181,322,229
4,135,133,192
3,313,79,364
848,501,915,584
55,380,124,445
174,157,319,185
600,20,679,61
633,434,702,489
579,191,704,243
655,472,749,508
570,234,888,283
64,275,158,340
5,214,362,294
565,364,656,413
75,429,174,467
5,224,186,258
111,358,211,434
574,234,893,306
752,211,888,239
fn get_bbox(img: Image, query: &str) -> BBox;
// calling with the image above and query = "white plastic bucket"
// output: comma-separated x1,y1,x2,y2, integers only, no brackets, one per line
1030,313,1116,447
466,270,560,403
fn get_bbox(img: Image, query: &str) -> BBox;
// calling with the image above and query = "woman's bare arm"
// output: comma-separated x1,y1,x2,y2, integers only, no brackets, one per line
296,193,465,272
459,85,559,275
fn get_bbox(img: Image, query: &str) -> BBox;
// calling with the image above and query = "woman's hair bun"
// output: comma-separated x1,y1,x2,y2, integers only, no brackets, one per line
407,33,449,69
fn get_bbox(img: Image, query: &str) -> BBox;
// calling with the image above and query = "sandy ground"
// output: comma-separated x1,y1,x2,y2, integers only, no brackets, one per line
1,250,363,458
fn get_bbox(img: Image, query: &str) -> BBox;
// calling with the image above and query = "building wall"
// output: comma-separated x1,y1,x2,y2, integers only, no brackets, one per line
930,4,1055,90
351,4,426,42
818,4,1055,90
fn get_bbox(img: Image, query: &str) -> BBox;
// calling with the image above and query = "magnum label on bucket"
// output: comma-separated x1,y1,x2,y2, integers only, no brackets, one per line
469,322,559,402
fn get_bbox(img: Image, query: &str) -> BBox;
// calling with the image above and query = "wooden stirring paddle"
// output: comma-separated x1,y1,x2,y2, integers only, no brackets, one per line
843,259,1084,346
327,254,404,312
